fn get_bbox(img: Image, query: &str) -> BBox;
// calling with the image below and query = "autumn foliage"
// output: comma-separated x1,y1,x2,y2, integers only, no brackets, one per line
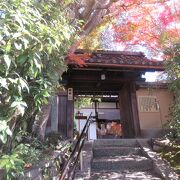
67,53,92,66
111,0,180,54
73,0,180,61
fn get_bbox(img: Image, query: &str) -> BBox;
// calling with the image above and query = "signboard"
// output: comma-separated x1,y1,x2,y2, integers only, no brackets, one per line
138,96,159,112
68,88,73,101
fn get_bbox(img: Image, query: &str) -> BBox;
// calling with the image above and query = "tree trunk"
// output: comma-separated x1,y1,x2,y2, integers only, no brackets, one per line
68,0,117,53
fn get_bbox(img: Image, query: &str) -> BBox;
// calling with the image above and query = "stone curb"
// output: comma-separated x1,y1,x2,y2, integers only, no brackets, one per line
74,141,93,179
138,139,179,180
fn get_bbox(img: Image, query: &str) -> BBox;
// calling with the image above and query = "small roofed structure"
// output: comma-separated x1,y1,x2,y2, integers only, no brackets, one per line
62,50,165,95
47,50,172,139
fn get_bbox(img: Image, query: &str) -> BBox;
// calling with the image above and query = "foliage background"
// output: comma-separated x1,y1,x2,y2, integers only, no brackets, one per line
165,45,180,138
0,0,78,178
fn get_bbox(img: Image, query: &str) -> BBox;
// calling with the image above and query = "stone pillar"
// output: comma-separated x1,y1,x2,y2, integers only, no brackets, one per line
50,95,59,132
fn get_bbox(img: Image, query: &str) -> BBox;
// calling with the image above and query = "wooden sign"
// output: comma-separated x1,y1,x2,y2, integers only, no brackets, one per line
68,88,73,100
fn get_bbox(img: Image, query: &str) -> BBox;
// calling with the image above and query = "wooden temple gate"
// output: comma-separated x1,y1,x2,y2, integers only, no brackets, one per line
53,50,164,139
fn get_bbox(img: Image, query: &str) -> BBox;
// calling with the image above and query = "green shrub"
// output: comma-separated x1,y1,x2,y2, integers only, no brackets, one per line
0,153,25,180
0,0,77,148
165,44,180,138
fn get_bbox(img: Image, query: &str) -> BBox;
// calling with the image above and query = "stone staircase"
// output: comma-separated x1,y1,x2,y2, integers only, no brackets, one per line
75,139,162,180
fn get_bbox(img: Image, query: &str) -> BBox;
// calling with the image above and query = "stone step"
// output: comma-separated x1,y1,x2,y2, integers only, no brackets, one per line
89,170,161,180
93,146,142,157
93,139,138,147
74,171,89,180
74,170,161,180
91,155,153,171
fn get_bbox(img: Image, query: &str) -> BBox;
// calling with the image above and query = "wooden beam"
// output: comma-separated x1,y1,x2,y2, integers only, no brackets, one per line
130,82,141,137
85,63,165,71
119,84,135,138
69,76,133,83
67,99,74,139
68,84,124,92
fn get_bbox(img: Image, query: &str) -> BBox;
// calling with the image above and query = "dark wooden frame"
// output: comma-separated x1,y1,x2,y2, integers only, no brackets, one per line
58,92,74,138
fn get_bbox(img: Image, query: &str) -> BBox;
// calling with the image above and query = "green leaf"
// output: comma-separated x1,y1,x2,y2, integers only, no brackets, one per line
17,54,28,65
21,38,29,49
0,77,8,89
43,91,50,97
0,64,5,73
12,32,22,39
11,101,27,116
3,54,11,70
8,78,18,84
33,57,42,71
0,121,12,144
14,42,22,50
5,42,11,52
18,78,29,92
0,134,7,144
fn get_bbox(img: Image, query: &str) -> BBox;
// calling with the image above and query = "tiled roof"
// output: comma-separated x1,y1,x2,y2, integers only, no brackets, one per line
72,50,165,70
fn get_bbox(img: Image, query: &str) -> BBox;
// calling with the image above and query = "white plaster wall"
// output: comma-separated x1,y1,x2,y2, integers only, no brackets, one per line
75,102,120,120
75,108,96,139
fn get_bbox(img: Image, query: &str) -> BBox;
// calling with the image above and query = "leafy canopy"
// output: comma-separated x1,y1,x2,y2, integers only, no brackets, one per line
0,0,77,144
165,45,180,138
